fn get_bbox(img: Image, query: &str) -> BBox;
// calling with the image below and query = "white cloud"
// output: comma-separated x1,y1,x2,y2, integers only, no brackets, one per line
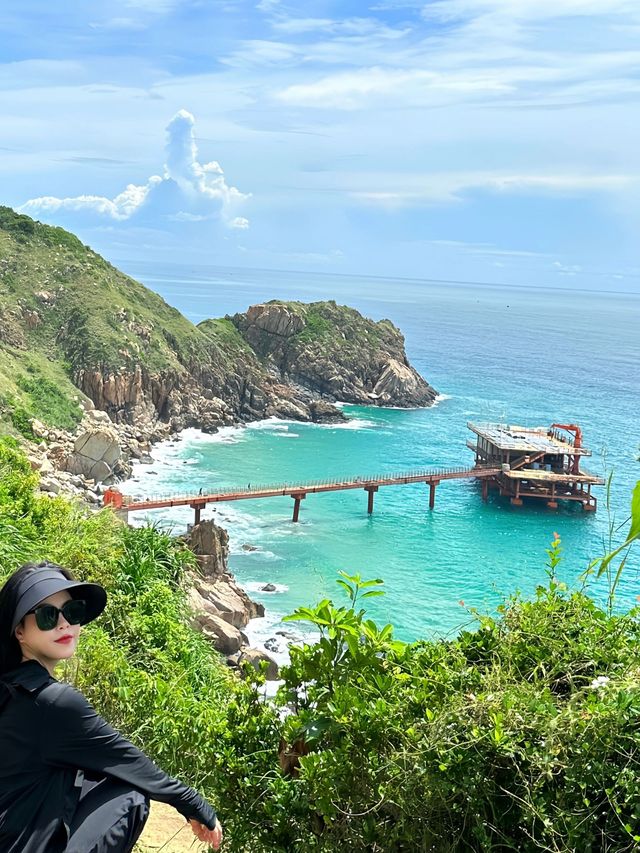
88,17,147,31
423,0,639,24
553,260,582,275
349,172,639,206
271,16,410,38
276,66,513,109
20,110,250,229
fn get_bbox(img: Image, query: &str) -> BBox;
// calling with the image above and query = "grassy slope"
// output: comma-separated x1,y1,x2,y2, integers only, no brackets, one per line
0,207,258,430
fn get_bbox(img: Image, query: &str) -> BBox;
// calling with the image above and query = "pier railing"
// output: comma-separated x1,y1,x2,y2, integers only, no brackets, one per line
117,464,498,506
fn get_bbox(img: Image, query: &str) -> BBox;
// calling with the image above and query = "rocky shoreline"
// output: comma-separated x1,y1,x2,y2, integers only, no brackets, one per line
24,407,286,678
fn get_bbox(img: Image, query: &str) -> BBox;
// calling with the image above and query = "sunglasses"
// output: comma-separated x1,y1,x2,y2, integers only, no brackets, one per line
26,600,87,631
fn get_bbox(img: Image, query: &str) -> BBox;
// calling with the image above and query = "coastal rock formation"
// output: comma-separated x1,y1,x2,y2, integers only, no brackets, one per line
65,426,122,483
231,301,437,408
239,647,279,680
183,521,278,675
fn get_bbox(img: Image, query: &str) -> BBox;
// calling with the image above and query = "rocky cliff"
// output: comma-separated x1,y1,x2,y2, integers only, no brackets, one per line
0,207,438,452
184,520,279,679
230,301,437,408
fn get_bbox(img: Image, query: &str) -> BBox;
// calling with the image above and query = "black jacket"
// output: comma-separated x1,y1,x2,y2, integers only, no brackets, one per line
0,660,216,853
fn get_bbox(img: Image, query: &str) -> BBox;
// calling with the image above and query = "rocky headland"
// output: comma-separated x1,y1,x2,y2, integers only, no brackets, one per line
0,205,439,672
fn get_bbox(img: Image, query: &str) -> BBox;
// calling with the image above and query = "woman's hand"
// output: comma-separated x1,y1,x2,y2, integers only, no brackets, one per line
189,818,223,849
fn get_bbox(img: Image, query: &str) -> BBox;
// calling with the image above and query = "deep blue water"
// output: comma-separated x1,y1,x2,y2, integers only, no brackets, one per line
120,263,640,651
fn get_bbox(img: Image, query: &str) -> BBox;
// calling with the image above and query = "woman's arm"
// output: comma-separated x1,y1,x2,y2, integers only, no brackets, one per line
38,682,217,830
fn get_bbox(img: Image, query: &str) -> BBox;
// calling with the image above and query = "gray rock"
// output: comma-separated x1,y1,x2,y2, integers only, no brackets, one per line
199,614,245,655
261,583,276,592
39,476,61,494
65,427,121,483
275,630,298,641
240,648,279,680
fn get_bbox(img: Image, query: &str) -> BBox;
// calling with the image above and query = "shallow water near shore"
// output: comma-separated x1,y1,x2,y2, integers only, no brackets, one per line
121,266,640,652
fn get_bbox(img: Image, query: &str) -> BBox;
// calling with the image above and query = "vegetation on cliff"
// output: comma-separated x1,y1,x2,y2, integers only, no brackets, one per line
1,435,638,851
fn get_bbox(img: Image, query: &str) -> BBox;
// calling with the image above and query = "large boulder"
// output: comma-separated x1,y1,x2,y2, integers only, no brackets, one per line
65,427,122,483
240,647,279,680
199,614,246,656
187,520,229,580
372,358,434,406
194,575,264,628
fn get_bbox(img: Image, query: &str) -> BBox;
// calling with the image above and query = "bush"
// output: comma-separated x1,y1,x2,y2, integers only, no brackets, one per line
16,370,82,432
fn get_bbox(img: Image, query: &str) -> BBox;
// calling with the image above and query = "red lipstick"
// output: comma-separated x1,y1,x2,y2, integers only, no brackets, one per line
55,635,74,644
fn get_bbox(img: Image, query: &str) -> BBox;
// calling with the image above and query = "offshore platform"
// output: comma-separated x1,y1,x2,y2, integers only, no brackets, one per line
466,422,604,510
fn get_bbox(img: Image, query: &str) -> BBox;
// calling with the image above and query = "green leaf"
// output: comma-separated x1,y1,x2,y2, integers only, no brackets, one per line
359,578,385,588
335,579,353,598
626,480,640,542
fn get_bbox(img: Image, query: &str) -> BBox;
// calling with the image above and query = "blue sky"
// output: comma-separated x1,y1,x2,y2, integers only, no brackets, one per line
1,0,639,291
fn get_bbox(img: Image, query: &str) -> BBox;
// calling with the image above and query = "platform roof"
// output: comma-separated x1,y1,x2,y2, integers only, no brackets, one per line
468,423,591,455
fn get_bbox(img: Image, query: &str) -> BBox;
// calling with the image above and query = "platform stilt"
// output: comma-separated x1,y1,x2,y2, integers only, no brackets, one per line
429,481,439,510
291,493,306,522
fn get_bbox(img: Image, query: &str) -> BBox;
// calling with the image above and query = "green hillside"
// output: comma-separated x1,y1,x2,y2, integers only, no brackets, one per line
0,206,257,433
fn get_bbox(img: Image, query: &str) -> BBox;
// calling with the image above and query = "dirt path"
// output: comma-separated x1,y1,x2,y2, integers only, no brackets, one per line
134,801,211,852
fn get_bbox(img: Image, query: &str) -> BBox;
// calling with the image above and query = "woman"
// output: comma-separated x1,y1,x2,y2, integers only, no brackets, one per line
0,562,223,853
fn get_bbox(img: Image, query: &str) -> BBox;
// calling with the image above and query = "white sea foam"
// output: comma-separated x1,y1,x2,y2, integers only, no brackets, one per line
433,393,453,406
313,418,377,430
243,581,289,594
245,417,296,431
243,610,319,669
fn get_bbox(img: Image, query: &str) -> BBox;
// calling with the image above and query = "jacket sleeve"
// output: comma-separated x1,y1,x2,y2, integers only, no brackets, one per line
37,682,217,829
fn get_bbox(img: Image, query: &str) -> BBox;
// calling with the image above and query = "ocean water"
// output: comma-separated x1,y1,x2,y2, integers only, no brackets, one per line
119,263,640,653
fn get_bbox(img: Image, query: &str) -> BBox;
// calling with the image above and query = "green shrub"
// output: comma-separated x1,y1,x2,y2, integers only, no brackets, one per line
16,371,82,431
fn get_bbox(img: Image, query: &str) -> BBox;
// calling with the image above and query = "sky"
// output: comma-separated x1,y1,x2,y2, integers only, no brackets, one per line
1,0,639,291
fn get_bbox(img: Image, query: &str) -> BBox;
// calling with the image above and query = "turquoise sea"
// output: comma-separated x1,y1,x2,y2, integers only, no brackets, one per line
119,263,640,655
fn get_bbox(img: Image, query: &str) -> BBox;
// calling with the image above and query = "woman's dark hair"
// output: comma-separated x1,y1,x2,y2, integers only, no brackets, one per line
0,562,74,676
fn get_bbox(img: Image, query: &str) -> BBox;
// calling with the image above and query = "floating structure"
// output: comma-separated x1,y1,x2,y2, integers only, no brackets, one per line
103,421,603,523
466,422,604,510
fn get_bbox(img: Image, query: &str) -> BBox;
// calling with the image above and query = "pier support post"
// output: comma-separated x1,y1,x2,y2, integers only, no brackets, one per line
191,503,203,526
547,483,557,509
365,486,378,514
481,478,489,502
291,493,306,522
511,480,523,507
429,481,439,510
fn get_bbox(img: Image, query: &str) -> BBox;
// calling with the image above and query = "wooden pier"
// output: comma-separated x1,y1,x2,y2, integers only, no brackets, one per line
103,422,603,523
104,464,500,524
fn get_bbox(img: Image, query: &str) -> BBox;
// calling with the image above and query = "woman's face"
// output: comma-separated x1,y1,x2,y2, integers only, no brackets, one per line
14,590,81,671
